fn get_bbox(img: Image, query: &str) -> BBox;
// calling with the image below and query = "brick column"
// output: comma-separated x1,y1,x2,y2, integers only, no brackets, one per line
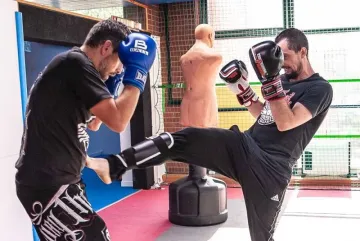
146,2,202,175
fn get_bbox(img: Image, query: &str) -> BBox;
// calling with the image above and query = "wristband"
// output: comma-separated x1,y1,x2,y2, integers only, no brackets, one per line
122,66,148,93
261,76,285,101
236,87,259,107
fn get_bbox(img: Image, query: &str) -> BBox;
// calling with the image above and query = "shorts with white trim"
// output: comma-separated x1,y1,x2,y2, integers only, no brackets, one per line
16,180,111,241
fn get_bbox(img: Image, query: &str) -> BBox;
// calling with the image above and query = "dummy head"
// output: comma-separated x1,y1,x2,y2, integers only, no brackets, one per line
194,24,215,48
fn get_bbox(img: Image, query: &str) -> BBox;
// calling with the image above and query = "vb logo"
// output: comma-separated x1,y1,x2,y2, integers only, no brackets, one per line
134,40,148,50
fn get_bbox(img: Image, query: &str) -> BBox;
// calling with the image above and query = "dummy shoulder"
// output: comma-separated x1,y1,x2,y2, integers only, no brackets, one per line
201,50,223,63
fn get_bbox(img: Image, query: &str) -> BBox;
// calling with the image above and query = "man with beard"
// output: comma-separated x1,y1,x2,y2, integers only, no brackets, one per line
87,28,333,241
15,19,156,240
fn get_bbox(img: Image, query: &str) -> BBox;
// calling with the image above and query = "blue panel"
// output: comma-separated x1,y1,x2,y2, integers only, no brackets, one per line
136,0,193,5
82,167,138,211
24,42,70,93
24,41,121,157
15,12,28,122
87,125,121,157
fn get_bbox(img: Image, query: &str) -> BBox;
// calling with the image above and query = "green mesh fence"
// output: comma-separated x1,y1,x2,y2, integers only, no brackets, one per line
151,0,360,189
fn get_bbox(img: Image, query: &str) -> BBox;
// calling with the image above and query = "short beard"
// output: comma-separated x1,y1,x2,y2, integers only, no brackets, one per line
285,63,303,81
98,60,108,81
285,71,299,80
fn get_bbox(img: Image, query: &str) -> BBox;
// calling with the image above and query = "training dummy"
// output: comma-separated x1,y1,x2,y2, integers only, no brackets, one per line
165,24,227,226
179,24,222,128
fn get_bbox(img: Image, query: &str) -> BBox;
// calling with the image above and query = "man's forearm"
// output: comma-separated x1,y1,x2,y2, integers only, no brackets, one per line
268,98,295,131
114,85,141,129
246,100,264,119
88,117,103,131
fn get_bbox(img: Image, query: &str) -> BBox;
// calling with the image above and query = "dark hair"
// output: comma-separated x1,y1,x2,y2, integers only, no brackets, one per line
84,19,131,52
275,28,309,56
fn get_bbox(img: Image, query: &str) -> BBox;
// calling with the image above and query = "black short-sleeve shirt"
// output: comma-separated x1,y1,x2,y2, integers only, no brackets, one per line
245,73,333,178
15,47,112,187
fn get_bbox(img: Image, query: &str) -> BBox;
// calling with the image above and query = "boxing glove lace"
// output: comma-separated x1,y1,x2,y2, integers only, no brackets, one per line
249,40,285,101
219,59,259,107
118,33,157,93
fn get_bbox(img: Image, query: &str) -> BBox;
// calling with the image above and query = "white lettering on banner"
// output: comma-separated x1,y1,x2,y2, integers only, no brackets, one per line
30,184,94,241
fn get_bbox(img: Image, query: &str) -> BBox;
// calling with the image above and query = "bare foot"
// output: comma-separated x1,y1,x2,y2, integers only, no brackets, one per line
86,156,112,184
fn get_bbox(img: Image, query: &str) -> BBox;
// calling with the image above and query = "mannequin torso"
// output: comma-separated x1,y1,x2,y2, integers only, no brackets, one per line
180,43,222,128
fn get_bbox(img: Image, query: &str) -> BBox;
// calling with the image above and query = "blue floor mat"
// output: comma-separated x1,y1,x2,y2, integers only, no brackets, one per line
82,167,138,211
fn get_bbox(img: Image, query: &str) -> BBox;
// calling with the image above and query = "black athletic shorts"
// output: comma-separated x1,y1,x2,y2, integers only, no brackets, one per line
16,180,111,241
166,125,291,241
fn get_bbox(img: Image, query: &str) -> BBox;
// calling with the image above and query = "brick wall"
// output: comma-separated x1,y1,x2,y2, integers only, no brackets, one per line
123,6,146,29
146,2,200,174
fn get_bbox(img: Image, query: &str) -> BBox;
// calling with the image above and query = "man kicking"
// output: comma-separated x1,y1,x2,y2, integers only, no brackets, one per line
88,28,333,241
15,19,156,240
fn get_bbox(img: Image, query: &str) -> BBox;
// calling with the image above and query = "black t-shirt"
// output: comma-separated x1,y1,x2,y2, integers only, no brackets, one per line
15,47,112,187
244,73,333,180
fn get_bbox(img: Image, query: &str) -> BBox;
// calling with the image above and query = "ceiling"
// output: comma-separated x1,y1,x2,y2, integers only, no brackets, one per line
21,0,193,11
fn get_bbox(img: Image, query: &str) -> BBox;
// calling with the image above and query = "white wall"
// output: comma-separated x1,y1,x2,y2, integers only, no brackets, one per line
149,35,166,186
0,1,33,240
120,124,133,187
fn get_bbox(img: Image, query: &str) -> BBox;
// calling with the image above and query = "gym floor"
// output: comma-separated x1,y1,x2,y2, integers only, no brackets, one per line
83,168,360,241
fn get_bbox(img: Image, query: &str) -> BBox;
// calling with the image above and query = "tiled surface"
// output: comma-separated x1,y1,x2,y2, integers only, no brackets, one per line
101,187,360,241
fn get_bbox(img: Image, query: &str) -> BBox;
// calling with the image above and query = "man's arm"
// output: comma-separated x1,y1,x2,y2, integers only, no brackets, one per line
87,116,103,131
268,98,312,131
269,83,333,132
90,86,140,133
246,100,264,119
69,54,139,133
81,33,155,133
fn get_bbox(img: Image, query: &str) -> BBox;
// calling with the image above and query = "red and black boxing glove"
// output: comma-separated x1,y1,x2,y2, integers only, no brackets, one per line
219,59,259,107
249,40,285,101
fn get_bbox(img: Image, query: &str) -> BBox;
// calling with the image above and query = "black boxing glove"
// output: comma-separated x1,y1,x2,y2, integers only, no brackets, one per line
219,59,259,107
249,40,285,101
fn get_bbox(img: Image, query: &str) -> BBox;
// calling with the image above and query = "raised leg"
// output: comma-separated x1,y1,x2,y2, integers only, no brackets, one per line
99,125,249,183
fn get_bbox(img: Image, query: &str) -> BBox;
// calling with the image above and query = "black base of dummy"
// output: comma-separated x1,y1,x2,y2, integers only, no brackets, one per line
168,164,228,226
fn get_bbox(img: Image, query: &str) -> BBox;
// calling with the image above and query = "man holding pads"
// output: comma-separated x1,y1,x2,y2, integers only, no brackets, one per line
89,28,333,241
15,19,156,240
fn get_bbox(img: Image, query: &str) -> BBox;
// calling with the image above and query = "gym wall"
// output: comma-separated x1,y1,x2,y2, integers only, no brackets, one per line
0,1,33,241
